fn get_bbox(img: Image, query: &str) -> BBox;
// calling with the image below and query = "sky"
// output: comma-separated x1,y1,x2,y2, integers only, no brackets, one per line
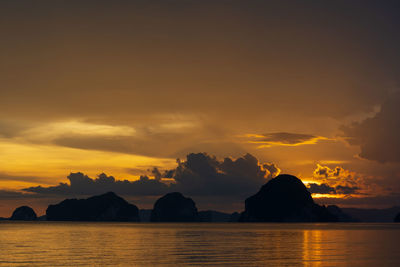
1,0,400,216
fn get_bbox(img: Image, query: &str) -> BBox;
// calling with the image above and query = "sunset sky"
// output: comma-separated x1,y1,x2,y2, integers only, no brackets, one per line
1,0,400,216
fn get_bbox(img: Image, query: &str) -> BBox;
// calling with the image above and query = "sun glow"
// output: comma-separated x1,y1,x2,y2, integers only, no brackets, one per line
312,193,345,199
0,140,176,189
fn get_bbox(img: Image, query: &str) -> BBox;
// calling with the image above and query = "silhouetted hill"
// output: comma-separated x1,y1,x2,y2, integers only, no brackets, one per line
342,206,400,222
150,192,198,222
326,205,357,222
10,206,37,221
239,174,338,222
46,192,140,221
395,213,400,222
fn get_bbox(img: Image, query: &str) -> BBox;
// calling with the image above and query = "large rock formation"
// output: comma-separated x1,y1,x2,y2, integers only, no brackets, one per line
150,192,198,222
239,174,337,222
394,213,400,222
10,206,37,221
46,192,140,221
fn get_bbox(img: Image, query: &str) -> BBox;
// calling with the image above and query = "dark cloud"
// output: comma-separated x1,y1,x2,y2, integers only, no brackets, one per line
335,185,359,195
307,183,358,195
342,92,400,163
307,183,336,194
163,169,175,179
23,153,275,198
173,153,269,196
151,167,162,181
313,164,341,178
23,172,169,196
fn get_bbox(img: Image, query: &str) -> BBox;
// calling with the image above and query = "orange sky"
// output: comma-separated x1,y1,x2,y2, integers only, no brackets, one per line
1,1,400,217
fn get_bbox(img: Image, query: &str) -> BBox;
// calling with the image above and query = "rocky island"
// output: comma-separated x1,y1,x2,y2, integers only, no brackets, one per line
239,174,338,222
150,192,198,222
46,192,140,221
10,206,37,221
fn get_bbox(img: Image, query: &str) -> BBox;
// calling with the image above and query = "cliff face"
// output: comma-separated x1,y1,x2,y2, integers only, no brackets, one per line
10,206,37,221
46,192,140,221
150,192,198,222
239,174,337,222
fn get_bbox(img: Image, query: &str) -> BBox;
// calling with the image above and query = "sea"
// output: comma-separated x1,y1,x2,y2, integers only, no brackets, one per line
0,222,399,266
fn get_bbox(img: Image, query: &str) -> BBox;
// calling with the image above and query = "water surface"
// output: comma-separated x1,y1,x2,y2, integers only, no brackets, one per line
0,222,399,266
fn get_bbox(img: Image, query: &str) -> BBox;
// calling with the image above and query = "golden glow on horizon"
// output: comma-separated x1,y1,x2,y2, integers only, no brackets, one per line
299,180,315,185
312,193,345,199
301,180,355,199
0,140,176,189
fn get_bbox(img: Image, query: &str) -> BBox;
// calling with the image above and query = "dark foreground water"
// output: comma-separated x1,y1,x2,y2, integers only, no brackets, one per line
0,222,399,266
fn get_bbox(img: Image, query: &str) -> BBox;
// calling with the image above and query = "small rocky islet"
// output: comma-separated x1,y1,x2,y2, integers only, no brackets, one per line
10,206,37,221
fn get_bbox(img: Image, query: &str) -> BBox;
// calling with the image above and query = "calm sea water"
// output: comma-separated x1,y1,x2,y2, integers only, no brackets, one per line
0,222,399,266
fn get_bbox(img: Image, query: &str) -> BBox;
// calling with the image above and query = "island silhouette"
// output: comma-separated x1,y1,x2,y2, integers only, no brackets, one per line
6,174,395,222
239,174,338,222
10,206,37,221
150,192,198,222
46,192,140,221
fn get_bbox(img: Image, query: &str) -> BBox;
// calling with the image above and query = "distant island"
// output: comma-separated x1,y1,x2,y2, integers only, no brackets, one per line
10,206,37,221
4,174,400,223
150,192,198,222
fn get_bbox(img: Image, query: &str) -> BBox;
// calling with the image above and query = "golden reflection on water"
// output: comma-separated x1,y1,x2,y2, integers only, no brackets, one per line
0,222,400,266
303,230,323,266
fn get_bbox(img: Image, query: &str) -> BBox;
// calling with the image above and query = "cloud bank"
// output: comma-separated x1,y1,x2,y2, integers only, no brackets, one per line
307,183,359,195
308,164,372,196
342,92,400,163
23,153,280,197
